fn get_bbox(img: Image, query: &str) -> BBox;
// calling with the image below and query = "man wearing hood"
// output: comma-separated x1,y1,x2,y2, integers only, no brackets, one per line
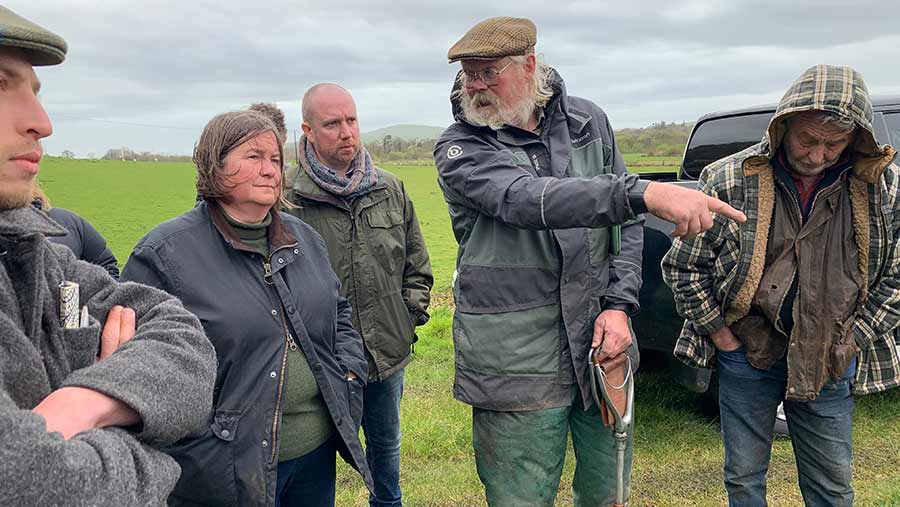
285,83,433,507
434,17,746,507
0,6,217,505
663,65,900,506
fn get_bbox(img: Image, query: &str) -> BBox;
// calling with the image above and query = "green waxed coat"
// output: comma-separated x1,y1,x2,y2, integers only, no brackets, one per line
285,162,434,381
434,70,646,412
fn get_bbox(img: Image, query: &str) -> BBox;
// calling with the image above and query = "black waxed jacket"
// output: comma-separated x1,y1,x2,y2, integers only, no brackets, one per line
31,200,120,278
122,201,372,506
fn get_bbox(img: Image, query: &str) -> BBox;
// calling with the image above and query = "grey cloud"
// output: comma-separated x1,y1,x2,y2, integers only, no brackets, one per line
9,0,900,156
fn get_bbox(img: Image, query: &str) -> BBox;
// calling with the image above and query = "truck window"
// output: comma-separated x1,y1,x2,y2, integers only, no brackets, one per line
682,112,773,179
882,112,900,148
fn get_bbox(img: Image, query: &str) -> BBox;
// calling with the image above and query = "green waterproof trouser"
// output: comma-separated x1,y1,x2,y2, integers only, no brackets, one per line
472,387,634,507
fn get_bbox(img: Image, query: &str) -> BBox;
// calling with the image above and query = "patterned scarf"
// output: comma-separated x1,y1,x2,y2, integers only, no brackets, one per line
301,136,378,199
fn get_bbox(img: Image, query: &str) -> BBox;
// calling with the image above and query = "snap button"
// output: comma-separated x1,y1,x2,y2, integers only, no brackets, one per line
221,429,230,438
293,249,300,254
287,305,296,314
261,440,269,448
277,258,285,264
271,309,277,316
270,371,277,379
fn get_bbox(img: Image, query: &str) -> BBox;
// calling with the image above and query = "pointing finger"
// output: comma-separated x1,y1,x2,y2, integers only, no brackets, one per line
707,197,747,223
699,207,714,232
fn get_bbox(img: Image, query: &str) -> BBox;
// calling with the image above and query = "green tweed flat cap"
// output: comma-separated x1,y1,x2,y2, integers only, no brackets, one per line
448,17,536,63
0,6,67,66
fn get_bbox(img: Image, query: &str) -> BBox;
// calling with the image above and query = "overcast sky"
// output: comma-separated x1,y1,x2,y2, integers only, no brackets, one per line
15,0,900,157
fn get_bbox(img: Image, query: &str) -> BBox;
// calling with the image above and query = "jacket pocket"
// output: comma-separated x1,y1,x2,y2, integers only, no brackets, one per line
456,265,559,314
371,289,417,365
731,313,785,371
364,209,405,277
166,409,240,506
62,318,102,369
829,318,858,382
407,310,418,344
454,304,560,375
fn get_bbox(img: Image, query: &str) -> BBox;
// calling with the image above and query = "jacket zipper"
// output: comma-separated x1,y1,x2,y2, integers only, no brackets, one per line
772,178,804,333
261,251,299,463
347,210,375,378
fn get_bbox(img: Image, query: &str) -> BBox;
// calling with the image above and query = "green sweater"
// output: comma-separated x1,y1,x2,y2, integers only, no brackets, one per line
224,212,333,461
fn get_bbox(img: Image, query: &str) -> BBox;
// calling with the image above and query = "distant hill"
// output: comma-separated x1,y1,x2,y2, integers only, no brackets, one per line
361,124,446,143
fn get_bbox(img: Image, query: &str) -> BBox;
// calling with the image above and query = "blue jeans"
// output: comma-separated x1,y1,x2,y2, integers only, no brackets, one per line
363,369,405,507
275,437,336,507
717,347,856,507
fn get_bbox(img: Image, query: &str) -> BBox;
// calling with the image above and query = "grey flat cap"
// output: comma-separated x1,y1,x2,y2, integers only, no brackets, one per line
0,6,67,66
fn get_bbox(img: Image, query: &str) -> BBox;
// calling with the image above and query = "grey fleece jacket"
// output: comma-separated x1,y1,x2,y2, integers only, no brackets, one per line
0,206,217,506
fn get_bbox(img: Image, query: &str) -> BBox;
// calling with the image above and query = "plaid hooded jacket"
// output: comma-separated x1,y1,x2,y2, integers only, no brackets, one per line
662,65,900,395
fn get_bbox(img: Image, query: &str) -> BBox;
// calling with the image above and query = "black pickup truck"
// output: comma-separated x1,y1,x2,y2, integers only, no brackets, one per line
634,96,900,400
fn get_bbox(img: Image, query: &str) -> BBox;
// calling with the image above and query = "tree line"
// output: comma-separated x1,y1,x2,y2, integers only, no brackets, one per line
83,122,691,165
614,121,692,157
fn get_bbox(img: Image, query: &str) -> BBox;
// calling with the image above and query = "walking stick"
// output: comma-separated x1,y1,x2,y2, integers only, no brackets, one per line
589,349,634,507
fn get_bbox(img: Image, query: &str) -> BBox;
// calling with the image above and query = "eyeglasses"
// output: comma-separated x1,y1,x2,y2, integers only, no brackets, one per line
462,60,514,87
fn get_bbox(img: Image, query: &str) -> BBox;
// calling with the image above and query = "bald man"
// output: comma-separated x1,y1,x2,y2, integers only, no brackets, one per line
283,83,433,507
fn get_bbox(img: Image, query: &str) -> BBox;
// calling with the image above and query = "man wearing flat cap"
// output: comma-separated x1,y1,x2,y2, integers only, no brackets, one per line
434,17,746,506
0,6,216,506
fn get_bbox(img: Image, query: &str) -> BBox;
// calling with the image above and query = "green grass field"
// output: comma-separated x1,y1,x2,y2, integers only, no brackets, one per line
36,158,900,506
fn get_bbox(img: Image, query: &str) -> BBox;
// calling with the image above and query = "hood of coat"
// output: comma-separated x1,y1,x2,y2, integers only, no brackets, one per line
762,65,894,182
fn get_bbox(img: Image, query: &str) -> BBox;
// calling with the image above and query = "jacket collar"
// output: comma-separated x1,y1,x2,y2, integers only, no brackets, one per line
564,104,591,138
0,206,66,238
293,138,388,209
292,160,389,211
206,200,296,254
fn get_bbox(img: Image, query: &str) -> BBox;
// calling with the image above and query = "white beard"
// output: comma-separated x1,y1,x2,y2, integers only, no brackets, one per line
459,88,537,131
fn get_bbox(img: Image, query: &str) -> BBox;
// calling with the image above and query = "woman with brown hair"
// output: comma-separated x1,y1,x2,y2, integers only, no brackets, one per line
122,110,372,507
